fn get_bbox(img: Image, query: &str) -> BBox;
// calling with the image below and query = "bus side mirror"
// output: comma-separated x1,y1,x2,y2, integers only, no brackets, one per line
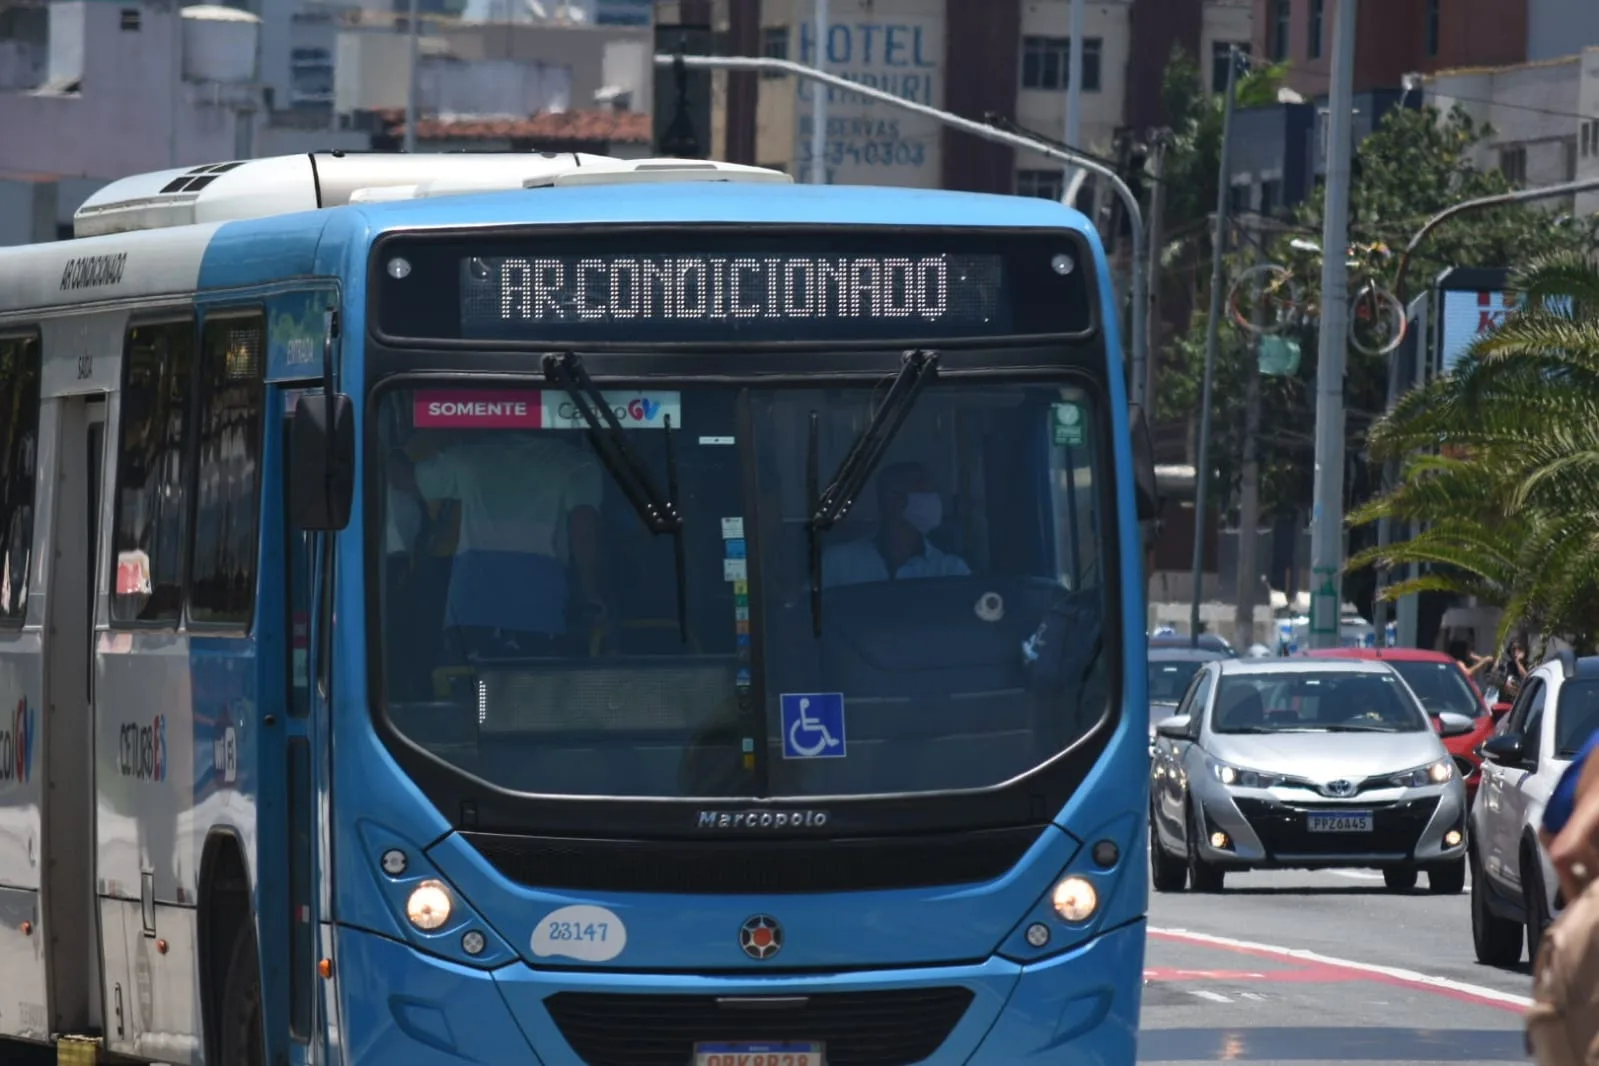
1129,403,1159,523
290,392,356,532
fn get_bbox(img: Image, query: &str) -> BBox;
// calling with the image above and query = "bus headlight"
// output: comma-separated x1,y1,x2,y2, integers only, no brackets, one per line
1051,875,1099,923
405,880,453,931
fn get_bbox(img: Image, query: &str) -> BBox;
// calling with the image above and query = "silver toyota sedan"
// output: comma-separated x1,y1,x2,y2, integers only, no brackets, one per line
1149,658,1469,894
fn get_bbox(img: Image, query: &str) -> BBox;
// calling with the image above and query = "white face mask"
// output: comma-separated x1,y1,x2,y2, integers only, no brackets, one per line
901,492,942,535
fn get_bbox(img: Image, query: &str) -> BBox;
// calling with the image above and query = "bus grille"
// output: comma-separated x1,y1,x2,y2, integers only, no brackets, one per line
460,826,1045,894
544,988,976,1066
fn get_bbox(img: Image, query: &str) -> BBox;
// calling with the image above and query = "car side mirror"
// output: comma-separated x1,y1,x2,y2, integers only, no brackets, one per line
1490,702,1513,721
1436,711,1476,738
1155,714,1192,740
1480,732,1524,766
289,392,356,532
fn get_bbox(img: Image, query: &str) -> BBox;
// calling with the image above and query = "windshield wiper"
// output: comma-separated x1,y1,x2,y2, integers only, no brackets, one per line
804,349,940,636
1324,723,1401,732
541,352,687,642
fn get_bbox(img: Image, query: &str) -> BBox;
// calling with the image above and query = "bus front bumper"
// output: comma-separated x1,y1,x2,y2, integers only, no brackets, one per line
334,918,1144,1065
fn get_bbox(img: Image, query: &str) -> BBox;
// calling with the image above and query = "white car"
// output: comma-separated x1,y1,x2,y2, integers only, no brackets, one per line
1469,650,1599,966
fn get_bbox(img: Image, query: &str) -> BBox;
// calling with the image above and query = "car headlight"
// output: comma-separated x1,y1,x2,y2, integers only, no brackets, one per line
1389,759,1453,788
1211,760,1282,789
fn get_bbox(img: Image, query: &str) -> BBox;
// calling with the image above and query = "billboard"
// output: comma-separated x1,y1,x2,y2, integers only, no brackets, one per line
792,0,945,188
1434,267,1511,377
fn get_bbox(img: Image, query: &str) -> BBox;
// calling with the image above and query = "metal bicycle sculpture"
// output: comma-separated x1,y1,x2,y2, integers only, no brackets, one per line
1224,238,1409,357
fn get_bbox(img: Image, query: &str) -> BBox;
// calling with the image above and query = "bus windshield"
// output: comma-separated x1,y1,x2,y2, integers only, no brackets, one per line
377,378,1111,800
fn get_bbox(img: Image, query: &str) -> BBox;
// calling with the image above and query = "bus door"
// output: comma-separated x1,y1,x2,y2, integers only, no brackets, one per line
40,391,105,1041
280,382,329,1059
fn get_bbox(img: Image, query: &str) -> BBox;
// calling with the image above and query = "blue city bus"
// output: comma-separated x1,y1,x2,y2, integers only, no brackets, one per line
0,151,1156,1065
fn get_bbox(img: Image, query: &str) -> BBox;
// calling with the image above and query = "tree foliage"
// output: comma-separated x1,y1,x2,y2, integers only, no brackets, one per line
1154,71,1599,556
1348,252,1599,652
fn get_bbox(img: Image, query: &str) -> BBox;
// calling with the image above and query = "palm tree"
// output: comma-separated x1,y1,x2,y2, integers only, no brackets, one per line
1348,251,1599,653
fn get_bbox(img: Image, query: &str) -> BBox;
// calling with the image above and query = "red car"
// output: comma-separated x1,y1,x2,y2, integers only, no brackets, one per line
1305,647,1498,803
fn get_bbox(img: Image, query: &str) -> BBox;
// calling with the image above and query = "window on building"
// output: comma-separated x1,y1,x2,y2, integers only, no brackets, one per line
1260,178,1283,216
0,335,41,625
760,26,788,78
188,314,264,627
1566,137,1579,182
1212,41,1251,93
1270,0,1290,61
1229,182,1252,216
1307,0,1323,59
1584,120,1599,158
119,8,140,30
111,320,195,625
1017,169,1066,201
1499,145,1527,186
1425,0,1441,57
1021,36,1103,92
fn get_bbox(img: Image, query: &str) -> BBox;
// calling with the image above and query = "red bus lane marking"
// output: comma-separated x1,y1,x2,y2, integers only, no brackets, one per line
1147,927,1532,1013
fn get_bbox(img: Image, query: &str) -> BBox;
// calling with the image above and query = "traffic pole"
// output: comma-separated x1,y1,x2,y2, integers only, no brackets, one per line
1187,46,1239,649
810,0,828,185
1307,0,1359,649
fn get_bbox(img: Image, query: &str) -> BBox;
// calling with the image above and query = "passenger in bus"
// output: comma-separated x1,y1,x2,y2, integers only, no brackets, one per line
387,430,607,659
822,460,970,588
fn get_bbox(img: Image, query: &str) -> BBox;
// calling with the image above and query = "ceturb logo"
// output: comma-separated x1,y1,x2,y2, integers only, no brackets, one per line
119,715,167,782
0,698,35,784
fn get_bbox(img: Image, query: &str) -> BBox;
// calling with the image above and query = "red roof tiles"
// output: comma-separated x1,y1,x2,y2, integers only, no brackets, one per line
385,109,651,144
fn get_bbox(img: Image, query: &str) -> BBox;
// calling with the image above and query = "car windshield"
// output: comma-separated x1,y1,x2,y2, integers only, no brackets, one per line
1149,659,1207,703
376,379,1110,799
1387,659,1481,718
1209,671,1428,734
1556,679,1599,757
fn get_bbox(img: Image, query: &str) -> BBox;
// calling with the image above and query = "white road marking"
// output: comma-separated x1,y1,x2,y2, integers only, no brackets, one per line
1186,989,1232,1003
1149,926,1533,1008
1239,991,1269,1001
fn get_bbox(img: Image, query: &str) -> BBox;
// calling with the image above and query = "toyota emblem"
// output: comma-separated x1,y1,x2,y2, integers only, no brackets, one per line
739,915,783,960
1323,779,1356,798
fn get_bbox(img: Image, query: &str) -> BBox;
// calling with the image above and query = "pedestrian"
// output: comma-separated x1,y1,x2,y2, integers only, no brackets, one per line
1525,723,1599,1065
1447,637,1493,679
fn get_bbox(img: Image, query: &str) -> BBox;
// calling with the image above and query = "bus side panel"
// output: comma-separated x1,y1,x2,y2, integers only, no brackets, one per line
96,633,200,1062
0,388,51,1044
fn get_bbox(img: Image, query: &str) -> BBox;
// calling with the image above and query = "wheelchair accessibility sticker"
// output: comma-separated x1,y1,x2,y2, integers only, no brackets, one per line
780,693,846,760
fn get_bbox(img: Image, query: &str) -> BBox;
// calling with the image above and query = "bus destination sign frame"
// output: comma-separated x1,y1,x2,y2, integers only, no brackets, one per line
370,226,1098,349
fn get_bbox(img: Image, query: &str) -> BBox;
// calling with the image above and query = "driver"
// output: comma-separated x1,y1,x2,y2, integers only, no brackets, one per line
821,460,970,588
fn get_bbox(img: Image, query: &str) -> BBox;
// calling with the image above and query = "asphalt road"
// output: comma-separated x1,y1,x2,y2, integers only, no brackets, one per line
1140,866,1536,1065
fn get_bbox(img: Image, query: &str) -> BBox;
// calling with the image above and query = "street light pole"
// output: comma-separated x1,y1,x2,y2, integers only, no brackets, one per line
652,53,1150,416
1306,0,1359,650
1063,0,1084,196
403,0,420,153
810,0,828,185
1188,46,1239,648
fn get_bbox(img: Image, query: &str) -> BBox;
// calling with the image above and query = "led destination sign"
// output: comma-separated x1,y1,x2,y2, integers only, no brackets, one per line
374,231,1095,344
459,253,1003,341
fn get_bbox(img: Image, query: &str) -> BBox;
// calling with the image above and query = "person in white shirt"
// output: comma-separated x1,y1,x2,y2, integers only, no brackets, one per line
822,460,970,588
388,430,605,656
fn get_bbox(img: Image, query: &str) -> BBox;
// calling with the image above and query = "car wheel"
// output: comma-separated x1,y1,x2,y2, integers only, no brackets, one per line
1382,866,1418,891
1522,847,1554,962
1470,850,1522,967
1427,857,1466,894
1150,805,1188,892
1186,804,1225,893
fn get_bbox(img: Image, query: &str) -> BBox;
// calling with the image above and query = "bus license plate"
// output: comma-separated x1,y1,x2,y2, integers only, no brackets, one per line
1307,811,1372,833
695,1042,824,1066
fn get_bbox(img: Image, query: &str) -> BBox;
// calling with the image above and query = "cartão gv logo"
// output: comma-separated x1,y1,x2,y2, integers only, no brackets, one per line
118,714,166,782
0,698,36,784
626,397,661,422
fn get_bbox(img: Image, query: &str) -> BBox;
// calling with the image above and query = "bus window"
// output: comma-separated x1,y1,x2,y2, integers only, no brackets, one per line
189,315,264,627
111,320,195,625
0,334,41,624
